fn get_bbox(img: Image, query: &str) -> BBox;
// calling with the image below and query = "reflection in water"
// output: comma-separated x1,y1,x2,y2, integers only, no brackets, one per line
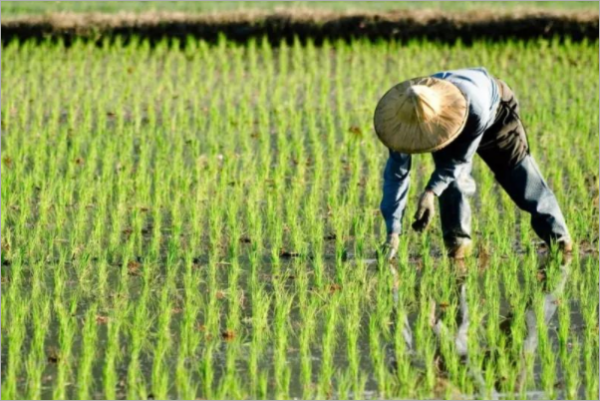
388,254,572,399
517,254,571,395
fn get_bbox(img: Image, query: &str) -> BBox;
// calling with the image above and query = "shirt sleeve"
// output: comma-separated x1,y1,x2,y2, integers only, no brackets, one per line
424,69,499,197
380,150,411,235
426,130,484,197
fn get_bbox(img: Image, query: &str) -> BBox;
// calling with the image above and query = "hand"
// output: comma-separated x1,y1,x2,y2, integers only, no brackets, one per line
382,233,399,261
412,190,436,233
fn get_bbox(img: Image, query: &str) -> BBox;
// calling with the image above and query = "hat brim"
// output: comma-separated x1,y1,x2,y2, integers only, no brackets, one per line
373,77,469,154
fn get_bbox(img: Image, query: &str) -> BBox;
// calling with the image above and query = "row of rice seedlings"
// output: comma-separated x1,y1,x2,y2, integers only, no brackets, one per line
580,257,600,400
298,287,320,399
103,294,127,400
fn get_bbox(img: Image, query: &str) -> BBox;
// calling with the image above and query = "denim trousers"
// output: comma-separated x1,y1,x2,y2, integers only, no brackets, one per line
439,79,571,247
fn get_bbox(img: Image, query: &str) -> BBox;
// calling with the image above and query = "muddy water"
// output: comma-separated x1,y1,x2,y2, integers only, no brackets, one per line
386,254,589,400
7,251,593,400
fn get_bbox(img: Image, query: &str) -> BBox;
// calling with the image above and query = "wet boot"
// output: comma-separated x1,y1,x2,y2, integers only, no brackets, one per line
557,238,573,254
445,238,473,260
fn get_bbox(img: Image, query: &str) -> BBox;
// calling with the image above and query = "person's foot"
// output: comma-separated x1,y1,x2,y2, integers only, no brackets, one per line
557,238,573,254
445,238,473,260
379,233,399,261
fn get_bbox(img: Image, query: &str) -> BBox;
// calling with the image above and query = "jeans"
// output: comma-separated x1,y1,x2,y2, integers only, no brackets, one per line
439,79,571,247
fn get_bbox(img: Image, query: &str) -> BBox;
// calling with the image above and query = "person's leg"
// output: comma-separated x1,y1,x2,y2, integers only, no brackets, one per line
478,79,571,248
495,156,571,246
438,165,476,258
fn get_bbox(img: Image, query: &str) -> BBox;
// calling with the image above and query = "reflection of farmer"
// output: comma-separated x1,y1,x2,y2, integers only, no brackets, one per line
391,257,571,399
374,68,572,259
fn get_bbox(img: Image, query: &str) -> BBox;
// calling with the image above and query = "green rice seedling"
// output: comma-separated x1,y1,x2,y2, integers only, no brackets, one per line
103,304,125,401
257,370,269,400
368,314,389,398
298,293,319,399
125,277,152,400
317,291,342,399
175,263,203,400
564,337,581,400
150,279,176,400
536,301,557,399
52,297,78,400
23,293,50,400
77,304,99,400
199,341,217,400
2,255,27,400
272,281,294,398
248,287,271,398
391,302,417,391
343,291,362,373
336,369,352,400
581,257,600,400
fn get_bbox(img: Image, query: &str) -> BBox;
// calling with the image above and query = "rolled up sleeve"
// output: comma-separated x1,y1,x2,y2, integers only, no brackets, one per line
381,150,411,234
425,68,500,197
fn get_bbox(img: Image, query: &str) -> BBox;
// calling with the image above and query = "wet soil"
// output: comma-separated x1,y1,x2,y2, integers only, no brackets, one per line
2,9,598,47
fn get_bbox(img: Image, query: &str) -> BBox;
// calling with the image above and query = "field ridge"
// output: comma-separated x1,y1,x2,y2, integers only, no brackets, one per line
2,8,599,46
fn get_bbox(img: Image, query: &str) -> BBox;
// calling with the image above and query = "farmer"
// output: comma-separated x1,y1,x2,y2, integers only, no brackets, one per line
374,67,572,260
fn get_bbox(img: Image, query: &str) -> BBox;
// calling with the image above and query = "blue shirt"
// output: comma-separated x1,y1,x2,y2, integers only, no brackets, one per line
380,67,500,234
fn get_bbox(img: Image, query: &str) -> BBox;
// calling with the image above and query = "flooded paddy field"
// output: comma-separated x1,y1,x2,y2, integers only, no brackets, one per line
1,38,598,399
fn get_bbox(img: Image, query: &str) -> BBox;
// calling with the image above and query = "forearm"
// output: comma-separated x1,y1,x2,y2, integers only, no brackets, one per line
380,152,411,235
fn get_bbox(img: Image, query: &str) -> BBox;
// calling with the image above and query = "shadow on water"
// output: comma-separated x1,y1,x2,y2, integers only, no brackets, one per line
387,252,578,400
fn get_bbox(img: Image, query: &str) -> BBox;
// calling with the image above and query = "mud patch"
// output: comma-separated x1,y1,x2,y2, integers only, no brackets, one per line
2,9,598,47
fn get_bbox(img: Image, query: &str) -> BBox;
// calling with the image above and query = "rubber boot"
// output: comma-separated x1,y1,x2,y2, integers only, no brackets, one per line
445,238,473,260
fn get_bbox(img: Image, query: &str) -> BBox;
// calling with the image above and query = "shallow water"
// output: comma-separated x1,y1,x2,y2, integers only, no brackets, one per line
3,250,592,400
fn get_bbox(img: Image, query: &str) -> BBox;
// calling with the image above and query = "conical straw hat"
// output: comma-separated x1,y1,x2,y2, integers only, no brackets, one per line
373,77,468,154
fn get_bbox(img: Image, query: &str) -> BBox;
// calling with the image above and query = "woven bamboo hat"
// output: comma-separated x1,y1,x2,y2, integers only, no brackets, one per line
373,77,469,154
